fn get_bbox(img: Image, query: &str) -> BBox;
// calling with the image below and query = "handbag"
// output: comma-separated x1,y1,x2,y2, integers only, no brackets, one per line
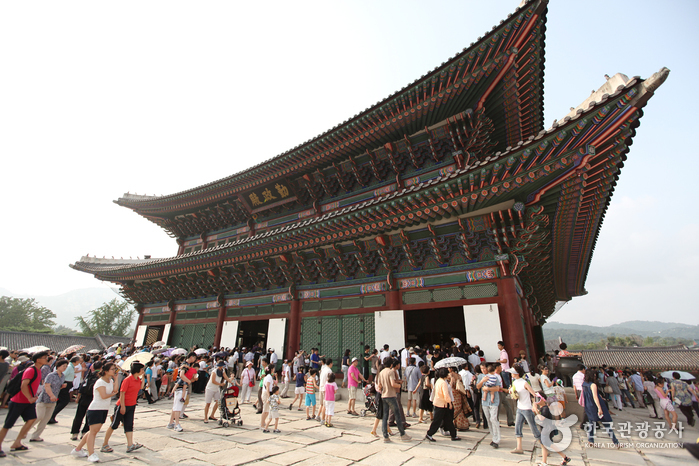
604,385,613,394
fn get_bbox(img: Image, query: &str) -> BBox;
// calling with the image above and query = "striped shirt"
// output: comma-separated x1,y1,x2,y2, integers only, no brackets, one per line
305,376,316,394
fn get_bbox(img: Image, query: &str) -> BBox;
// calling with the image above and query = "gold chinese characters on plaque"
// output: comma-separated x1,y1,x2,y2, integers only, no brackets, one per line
244,181,294,209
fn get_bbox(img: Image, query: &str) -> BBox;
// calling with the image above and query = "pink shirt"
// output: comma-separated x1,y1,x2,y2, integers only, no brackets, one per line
348,365,360,388
500,349,510,370
325,382,337,401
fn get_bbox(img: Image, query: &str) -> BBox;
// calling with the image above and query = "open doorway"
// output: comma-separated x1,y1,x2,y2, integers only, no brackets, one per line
237,320,268,350
404,306,466,349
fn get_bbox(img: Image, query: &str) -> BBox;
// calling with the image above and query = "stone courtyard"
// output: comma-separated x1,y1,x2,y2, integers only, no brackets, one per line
0,390,696,466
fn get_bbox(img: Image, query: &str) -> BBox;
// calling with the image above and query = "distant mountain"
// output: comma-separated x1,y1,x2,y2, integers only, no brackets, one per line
0,287,124,329
544,320,699,346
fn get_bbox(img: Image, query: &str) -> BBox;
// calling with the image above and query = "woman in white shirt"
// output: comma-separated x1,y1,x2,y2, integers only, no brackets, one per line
540,366,555,399
71,362,119,463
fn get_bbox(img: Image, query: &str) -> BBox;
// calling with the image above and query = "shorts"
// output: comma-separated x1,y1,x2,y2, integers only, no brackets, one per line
269,410,279,419
408,390,417,401
263,401,270,413
348,386,357,400
305,393,316,406
3,401,36,429
205,388,220,404
319,390,325,406
173,389,185,412
111,404,136,432
325,400,335,416
295,386,305,395
659,398,675,412
86,409,109,426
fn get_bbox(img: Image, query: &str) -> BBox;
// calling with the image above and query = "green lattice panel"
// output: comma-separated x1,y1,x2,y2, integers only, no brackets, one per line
321,299,341,311
463,283,498,299
320,316,340,364
302,301,321,312
342,297,362,310
170,325,184,347
363,295,386,308
403,290,432,305
182,325,195,349
301,317,321,352
362,313,375,349
433,287,463,302
342,315,363,365
203,323,217,348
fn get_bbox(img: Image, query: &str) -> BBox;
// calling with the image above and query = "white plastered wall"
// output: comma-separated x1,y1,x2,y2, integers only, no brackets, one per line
463,303,502,362
135,325,148,347
220,321,239,349
162,323,171,345
267,318,287,356
374,310,406,352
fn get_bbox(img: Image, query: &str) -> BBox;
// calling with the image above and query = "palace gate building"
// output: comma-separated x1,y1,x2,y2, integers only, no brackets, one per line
71,0,668,363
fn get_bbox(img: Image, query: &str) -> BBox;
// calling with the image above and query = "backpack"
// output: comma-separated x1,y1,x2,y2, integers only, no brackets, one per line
79,373,98,399
7,364,38,399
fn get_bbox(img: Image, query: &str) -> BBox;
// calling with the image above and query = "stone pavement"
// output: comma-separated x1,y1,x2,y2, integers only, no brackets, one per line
0,391,696,465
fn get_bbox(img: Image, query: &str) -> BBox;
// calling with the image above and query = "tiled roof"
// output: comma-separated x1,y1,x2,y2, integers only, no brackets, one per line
581,349,699,372
0,331,130,353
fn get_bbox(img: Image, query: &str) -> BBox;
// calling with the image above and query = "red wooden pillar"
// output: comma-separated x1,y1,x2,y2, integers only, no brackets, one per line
133,304,144,340
387,289,401,309
214,299,227,348
286,298,302,360
520,292,537,364
498,277,528,360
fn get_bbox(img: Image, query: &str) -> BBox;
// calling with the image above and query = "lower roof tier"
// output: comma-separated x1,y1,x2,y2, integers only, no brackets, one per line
71,68,669,321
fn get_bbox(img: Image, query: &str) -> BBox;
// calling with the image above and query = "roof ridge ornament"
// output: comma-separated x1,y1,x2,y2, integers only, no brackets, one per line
642,67,670,94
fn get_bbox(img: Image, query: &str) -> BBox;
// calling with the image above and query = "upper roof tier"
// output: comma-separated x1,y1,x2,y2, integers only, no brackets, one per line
115,0,548,221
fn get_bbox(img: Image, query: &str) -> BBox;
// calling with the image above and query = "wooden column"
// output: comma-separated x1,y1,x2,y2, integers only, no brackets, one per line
214,296,227,348
286,298,302,360
133,304,144,340
497,277,528,360
387,289,401,310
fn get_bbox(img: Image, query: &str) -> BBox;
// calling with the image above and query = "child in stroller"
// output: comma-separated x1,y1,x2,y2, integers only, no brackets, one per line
219,381,243,427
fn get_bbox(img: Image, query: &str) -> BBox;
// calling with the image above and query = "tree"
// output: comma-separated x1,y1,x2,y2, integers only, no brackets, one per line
76,299,135,337
53,325,79,336
0,296,56,332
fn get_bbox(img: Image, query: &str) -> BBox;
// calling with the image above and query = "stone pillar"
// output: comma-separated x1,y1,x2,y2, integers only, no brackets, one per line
498,277,528,360
286,298,302,360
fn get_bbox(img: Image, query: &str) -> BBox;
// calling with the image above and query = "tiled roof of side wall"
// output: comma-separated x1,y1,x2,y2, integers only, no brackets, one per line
71,76,643,280
115,0,547,212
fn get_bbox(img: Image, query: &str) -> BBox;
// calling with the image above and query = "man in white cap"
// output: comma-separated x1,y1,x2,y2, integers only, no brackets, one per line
269,348,278,367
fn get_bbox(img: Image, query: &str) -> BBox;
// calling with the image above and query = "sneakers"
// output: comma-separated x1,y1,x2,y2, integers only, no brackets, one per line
174,425,183,432
179,413,188,419
490,441,499,449
71,448,88,458
167,423,175,429
400,434,412,442
262,429,270,433
424,434,436,442
273,429,281,433
70,434,78,441
87,453,100,463
383,437,391,443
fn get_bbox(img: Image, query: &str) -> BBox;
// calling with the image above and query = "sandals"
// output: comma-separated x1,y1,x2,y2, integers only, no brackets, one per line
209,416,217,421
561,457,571,465
126,443,143,453
100,445,114,453
29,438,43,442
10,445,29,451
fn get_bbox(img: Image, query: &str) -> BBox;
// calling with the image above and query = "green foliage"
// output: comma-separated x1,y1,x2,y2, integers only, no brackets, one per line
567,335,695,351
0,296,56,332
53,324,79,336
75,299,135,337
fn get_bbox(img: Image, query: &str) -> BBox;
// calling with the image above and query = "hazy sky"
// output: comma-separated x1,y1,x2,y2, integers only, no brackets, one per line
1,1,696,325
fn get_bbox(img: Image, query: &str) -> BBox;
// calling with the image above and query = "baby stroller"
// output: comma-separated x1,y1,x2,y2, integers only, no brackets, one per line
360,383,378,417
219,382,243,427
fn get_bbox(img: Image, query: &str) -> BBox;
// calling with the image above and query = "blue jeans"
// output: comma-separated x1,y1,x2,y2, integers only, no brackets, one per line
382,397,405,438
515,408,540,439
585,420,619,444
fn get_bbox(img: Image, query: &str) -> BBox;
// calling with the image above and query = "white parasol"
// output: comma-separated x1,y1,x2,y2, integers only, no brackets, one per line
434,356,468,369
170,348,186,356
660,371,695,381
152,341,166,347
194,348,208,356
22,345,50,353
120,352,154,372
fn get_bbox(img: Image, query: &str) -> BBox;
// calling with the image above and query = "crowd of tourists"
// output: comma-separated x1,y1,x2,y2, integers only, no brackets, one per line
0,338,698,464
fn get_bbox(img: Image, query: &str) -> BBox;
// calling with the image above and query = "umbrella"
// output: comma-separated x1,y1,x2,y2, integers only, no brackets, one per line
660,371,696,381
152,347,168,355
22,345,50,353
434,357,468,369
194,348,208,355
120,352,154,372
214,351,228,358
152,341,166,347
169,348,186,356
87,349,101,354
62,344,85,355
